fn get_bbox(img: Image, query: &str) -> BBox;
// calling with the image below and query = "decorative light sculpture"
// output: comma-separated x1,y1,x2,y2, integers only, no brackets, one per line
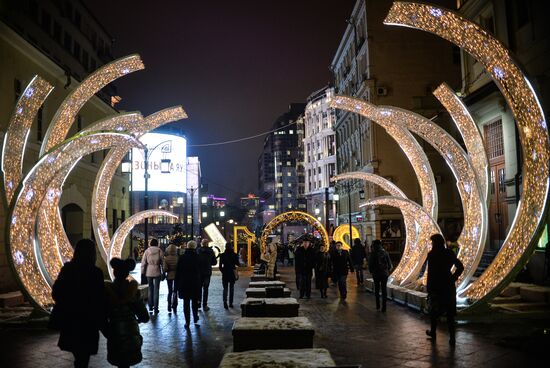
7,133,142,309
331,172,421,285
332,95,487,291
36,113,144,282
332,224,360,251
260,211,329,252
91,106,187,263
108,209,177,279
233,225,256,267
39,54,144,155
384,2,549,306
1,76,53,204
361,196,442,285
434,83,489,201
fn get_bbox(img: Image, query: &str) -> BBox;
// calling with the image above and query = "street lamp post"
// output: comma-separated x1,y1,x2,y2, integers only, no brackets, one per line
348,180,353,244
188,186,197,240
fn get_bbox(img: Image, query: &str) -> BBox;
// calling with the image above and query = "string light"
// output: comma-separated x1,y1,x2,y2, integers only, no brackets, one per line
7,133,142,309
260,211,329,253
108,209,177,279
384,2,550,307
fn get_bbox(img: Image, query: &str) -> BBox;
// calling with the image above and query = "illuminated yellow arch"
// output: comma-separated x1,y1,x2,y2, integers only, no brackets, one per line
260,211,329,252
332,224,360,251
233,226,256,267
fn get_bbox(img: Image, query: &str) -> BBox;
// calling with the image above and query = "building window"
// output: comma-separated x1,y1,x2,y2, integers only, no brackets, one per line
121,210,126,223
37,107,43,141
28,0,38,21
64,32,72,52
287,172,291,177
41,10,52,34
289,130,294,134
484,119,504,159
82,50,89,71
53,21,62,43
74,11,82,29
112,209,117,230
14,79,22,102
73,41,81,59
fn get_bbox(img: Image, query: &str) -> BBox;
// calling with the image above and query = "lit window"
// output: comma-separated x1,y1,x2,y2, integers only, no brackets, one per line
289,130,294,134
286,161,291,166
287,172,292,176
288,183,292,187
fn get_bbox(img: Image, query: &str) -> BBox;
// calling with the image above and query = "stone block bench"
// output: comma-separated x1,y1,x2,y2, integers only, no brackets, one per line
251,274,280,282
0,292,25,307
232,317,314,352
219,348,335,367
249,280,286,288
245,287,291,298
407,290,427,311
241,297,299,317
389,285,408,305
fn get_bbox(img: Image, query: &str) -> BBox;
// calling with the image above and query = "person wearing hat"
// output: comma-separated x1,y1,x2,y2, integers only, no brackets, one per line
294,236,316,299
105,258,149,367
175,241,201,328
196,238,216,311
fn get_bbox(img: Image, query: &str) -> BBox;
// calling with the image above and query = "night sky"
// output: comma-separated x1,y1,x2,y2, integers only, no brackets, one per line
83,1,355,202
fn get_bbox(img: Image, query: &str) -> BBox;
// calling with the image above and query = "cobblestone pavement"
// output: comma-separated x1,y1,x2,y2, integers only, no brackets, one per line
1,266,549,367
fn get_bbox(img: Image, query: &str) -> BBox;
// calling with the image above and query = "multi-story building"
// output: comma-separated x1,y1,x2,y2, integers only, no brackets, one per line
330,0,461,249
0,0,128,291
457,0,550,281
257,103,307,222
304,86,337,229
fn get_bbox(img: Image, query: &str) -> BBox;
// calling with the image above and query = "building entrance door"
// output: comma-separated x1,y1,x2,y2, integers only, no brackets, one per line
485,119,508,250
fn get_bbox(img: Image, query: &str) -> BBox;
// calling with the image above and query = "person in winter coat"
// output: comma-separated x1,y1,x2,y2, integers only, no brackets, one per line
315,244,332,298
163,244,179,313
105,258,149,368
196,239,217,311
425,234,464,346
140,238,164,314
294,238,316,299
263,238,279,279
219,243,240,308
51,239,106,368
175,240,201,328
351,238,367,285
368,240,393,312
331,241,354,300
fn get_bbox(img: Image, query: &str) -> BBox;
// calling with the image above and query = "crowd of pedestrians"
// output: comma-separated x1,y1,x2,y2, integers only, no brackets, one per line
50,238,240,367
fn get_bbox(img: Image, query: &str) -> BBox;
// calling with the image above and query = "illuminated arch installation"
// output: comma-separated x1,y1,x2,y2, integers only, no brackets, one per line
383,2,550,307
260,211,330,252
332,224,360,251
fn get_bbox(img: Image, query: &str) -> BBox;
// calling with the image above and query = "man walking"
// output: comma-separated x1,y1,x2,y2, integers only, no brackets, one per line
196,239,216,311
294,237,316,299
332,241,354,300
351,238,367,285
368,240,393,312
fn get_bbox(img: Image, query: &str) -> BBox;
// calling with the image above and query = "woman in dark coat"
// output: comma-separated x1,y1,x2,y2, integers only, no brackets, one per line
175,240,201,328
219,243,240,309
51,239,106,368
425,233,464,346
315,244,331,298
368,240,393,312
105,258,149,368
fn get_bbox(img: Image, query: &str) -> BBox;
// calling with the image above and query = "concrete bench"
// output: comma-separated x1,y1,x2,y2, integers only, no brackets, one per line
232,317,314,352
245,287,291,298
390,286,409,305
251,274,280,282
241,297,299,317
0,291,25,307
249,281,286,288
407,290,428,311
219,348,335,367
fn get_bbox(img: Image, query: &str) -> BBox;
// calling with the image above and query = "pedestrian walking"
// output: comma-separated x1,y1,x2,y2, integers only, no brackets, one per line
315,244,331,298
140,238,164,314
196,239,216,311
329,240,337,285
425,234,464,346
175,241,201,328
105,258,149,368
331,241,354,300
288,245,295,266
219,243,240,309
351,238,367,285
51,239,106,368
294,237,316,299
163,243,179,313
368,240,393,312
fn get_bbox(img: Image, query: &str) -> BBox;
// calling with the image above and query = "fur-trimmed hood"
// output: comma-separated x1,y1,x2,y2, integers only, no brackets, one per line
105,279,139,304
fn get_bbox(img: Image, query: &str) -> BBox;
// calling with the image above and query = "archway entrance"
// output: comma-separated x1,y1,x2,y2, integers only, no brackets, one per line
260,211,330,251
61,203,84,247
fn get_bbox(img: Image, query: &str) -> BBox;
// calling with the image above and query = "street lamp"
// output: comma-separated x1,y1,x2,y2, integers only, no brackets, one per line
187,187,198,240
220,210,225,217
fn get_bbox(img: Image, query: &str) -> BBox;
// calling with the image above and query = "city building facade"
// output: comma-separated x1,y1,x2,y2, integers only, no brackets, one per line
0,0,128,291
331,0,461,252
303,86,337,229
457,0,550,281
186,156,201,237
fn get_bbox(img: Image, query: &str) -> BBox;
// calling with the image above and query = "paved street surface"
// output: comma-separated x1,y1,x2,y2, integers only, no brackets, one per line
1,266,548,367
